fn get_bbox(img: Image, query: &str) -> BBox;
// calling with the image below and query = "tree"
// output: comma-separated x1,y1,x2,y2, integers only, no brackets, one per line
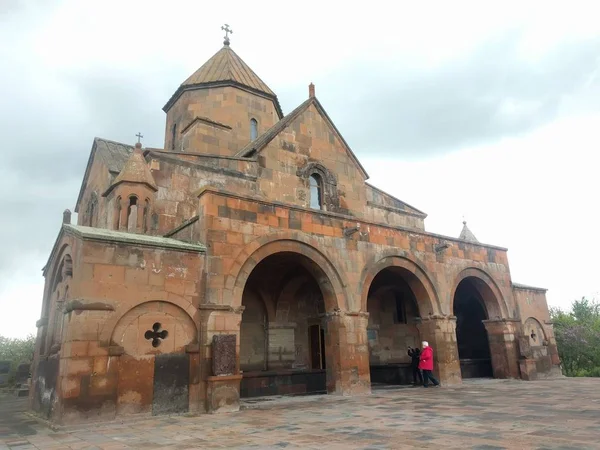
0,334,36,383
551,298,600,377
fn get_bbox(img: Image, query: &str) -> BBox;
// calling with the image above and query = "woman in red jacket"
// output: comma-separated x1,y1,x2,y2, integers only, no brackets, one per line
418,341,440,387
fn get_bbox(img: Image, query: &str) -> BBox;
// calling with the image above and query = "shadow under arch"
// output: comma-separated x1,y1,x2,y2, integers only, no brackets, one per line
360,255,441,316
225,238,349,313
452,267,509,319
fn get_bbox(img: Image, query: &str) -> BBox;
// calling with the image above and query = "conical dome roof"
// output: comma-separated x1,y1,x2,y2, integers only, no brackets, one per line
459,221,479,243
103,144,157,196
182,45,275,96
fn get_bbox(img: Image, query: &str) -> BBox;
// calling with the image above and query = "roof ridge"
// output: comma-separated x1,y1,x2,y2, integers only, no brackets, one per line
236,98,313,157
94,136,133,147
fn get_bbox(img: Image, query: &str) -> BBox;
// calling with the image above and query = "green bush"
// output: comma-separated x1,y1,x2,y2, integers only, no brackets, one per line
551,298,600,377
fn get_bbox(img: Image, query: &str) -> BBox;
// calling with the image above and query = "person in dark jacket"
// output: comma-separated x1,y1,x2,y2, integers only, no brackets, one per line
407,346,423,385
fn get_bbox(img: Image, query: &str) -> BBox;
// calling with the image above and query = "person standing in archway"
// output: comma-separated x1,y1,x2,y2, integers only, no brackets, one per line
407,346,423,386
419,341,440,387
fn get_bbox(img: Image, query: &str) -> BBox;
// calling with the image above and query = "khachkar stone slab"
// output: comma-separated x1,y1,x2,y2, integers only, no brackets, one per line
0,361,9,386
212,335,236,376
15,363,30,385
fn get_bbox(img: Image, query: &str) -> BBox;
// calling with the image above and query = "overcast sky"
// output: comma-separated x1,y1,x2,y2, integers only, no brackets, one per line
1,0,598,338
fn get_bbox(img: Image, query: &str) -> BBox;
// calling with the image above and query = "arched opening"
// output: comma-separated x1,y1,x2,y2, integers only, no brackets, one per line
453,277,493,378
239,252,328,398
309,174,323,210
250,118,258,140
143,199,150,233
366,266,424,386
114,196,122,230
126,196,138,232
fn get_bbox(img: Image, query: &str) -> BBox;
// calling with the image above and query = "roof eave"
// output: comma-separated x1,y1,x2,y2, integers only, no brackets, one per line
74,138,100,213
162,81,284,119
102,180,158,198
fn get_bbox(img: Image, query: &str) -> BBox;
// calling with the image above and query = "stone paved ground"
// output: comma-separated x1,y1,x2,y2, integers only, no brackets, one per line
1,378,599,449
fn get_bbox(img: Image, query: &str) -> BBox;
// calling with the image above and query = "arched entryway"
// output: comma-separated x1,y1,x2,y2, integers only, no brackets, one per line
364,259,437,386
239,252,329,398
453,278,494,378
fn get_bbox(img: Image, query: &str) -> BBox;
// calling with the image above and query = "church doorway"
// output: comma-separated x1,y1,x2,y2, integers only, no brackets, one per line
366,267,422,386
239,252,328,398
453,278,494,378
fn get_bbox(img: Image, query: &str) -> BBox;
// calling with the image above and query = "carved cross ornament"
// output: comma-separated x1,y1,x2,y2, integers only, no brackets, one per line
145,322,168,348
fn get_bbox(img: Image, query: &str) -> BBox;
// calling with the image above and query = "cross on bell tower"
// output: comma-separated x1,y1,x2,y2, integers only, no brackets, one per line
135,132,143,144
221,24,233,46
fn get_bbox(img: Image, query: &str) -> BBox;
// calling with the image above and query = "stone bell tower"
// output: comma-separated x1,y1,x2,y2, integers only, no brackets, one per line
162,25,283,156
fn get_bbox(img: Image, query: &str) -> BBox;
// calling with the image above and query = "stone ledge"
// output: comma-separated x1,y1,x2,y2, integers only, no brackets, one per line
207,374,243,382
196,186,508,251
64,299,116,314
36,317,48,328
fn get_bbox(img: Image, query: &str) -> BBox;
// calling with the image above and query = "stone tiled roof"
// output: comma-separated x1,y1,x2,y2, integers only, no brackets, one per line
64,224,206,252
163,45,283,118
95,138,133,173
103,144,157,196
459,221,479,243
182,45,276,96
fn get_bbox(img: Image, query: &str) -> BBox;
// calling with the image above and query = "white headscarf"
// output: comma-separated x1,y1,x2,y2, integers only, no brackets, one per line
422,341,429,348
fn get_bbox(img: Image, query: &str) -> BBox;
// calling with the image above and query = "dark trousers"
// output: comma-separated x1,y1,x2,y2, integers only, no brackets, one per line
412,365,423,384
422,369,439,387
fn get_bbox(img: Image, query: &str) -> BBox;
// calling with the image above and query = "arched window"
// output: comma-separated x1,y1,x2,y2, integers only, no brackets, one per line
127,196,138,231
115,196,122,230
143,199,150,233
309,174,323,210
87,192,98,227
250,118,258,140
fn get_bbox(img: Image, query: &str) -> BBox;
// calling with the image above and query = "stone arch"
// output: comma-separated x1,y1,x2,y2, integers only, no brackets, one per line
452,267,509,319
225,234,349,312
524,317,547,346
360,255,441,316
100,297,199,346
110,301,197,357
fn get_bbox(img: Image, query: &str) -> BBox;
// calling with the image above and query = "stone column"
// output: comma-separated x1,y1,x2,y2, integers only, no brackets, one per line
198,304,244,413
324,311,371,395
483,319,521,379
417,316,462,386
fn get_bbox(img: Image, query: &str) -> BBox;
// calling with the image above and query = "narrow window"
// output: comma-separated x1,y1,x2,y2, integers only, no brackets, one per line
115,196,122,230
88,201,95,227
88,193,98,227
394,292,407,324
309,174,323,210
250,118,258,140
171,123,177,150
127,196,138,231
143,199,150,233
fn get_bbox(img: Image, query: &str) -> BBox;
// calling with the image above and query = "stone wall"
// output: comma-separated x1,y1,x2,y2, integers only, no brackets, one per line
513,285,561,379
164,86,280,156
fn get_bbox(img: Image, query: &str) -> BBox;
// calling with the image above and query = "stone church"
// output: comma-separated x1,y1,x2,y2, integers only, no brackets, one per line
31,30,561,424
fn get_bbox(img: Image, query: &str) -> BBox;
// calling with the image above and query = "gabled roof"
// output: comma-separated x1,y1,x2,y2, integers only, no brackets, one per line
236,97,369,179
103,143,157,196
459,221,479,243
163,44,283,118
75,138,135,213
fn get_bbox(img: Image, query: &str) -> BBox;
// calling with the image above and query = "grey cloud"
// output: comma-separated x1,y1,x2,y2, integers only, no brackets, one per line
1,12,599,303
315,29,600,158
